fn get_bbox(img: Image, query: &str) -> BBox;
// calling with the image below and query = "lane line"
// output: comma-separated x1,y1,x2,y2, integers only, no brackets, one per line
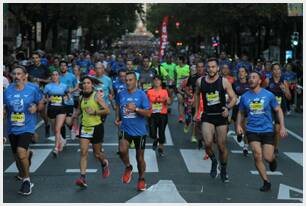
286,129,303,142
5,149,52,173
250,170,283,175
66,169,97,173
283,152,303,166
165,125,174,146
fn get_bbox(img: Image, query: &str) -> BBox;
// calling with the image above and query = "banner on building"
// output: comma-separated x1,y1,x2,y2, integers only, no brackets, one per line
159,16,169,60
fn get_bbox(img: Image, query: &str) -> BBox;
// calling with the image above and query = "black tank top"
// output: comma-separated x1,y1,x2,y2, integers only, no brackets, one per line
267,77,286,111
201,76,226,115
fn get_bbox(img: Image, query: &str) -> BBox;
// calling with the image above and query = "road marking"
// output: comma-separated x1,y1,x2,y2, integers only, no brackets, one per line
165,125,174,145
5,149,52,173
250,170,283,175
126,180,186,203
129,150,158,172
286,129,303,142
4,142,164,147
180,149,212,173
228,130,244,147
231,150,253,154
65,169,97,173
283,152,303,166
35,120,44,130
277,184,302,202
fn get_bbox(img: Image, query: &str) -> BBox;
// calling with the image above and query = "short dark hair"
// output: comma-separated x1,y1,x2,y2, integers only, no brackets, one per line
13,65,27,74
271,62,280,70
59,60,68,66
207,57,219,66
126,71,137,79
32,51,41,58
118,69,127,75
178,56,185,62
250,71,262,79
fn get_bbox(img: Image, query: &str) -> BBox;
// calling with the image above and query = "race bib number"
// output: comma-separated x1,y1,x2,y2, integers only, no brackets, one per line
206,91,220,106
123,106,136,119
152,103,162,113
249,100,264,115
81,126,94,138
276,96,282,105
50,96,62,106
11,112,25,126
143,83,152,91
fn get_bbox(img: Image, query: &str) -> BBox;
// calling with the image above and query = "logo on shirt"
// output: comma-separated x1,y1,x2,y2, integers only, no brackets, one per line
249,98,265,115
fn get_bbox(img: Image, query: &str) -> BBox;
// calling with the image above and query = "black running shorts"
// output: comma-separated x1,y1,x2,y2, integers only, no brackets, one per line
79,123,104,144
119,131,146,150
246,131,274,145
9,132,33,154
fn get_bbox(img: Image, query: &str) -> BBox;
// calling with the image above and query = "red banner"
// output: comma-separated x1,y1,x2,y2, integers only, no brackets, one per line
159,16,169,60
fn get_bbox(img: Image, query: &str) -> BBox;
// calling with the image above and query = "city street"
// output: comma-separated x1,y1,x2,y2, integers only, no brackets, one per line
3,102,303,203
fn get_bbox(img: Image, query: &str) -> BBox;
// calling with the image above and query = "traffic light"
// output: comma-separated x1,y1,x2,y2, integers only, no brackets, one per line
176,41,183,46
175,21,180,28
291,32,299,47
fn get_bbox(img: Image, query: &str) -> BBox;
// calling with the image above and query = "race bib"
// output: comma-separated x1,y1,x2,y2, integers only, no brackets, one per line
276,96,282,105
11,112,25,126
143,83,152,91
123,106,136,119
50,96,63,106
81,126,94,138
206,91,220,106
249,100,264,115
152,103,162,113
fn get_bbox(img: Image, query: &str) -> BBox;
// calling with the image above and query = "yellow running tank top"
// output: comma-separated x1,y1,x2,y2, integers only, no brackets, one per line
81,92,102,127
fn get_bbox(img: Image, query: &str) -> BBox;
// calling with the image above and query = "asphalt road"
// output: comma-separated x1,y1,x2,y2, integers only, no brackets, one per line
3,102,303,203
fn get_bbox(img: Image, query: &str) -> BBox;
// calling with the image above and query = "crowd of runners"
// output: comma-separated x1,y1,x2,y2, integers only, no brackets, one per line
3,48,302,195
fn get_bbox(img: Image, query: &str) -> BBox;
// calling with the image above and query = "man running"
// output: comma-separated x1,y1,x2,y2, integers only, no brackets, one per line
4,66,43,195
194,58,236,183
237,71,287,192
115,71,151,191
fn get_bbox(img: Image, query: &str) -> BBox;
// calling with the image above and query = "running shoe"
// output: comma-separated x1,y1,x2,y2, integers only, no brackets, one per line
102,160,110,178
220,167,229,183
18,180,34,195
122,165,133,184
269,159,277,172
260,181,271,192
52,147,58,158
158,148,165,157
191,136,197,143
203,153,209,160
75,176,88,188
237,134,243,142
137,178,147,191
152,140,158,151
243,148,248,156
210,159,218,178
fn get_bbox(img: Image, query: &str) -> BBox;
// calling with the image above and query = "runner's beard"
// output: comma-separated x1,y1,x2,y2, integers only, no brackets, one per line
208,71,218,78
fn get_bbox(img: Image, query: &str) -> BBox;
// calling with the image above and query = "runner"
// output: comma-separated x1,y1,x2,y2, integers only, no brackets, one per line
147,75,171,156
73,75,110,188
266,63,291,156
59,60,78,144
4,65,43,195
71,65,82,138
115,71,151,191
43,70,69,157
139,56,156,93
237,71,287,192
27,51,51,138
186,60,205,143
194,57,237,183
126,59,140,80
175,56,190,123
231,66,250,156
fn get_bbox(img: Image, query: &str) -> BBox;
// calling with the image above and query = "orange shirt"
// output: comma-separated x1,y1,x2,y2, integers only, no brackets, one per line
147,88,169,114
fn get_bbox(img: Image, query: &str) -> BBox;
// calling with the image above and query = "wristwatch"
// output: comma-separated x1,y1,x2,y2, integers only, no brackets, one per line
135,107,139,112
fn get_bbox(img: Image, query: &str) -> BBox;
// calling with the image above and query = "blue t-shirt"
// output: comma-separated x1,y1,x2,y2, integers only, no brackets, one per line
60,73,77,105
113,80,127,103
118,89,150,136
77,60,91,75
44,83,68,99
283,71,297,83
95,75,113,105
239,88,279,133
4,84,42,135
